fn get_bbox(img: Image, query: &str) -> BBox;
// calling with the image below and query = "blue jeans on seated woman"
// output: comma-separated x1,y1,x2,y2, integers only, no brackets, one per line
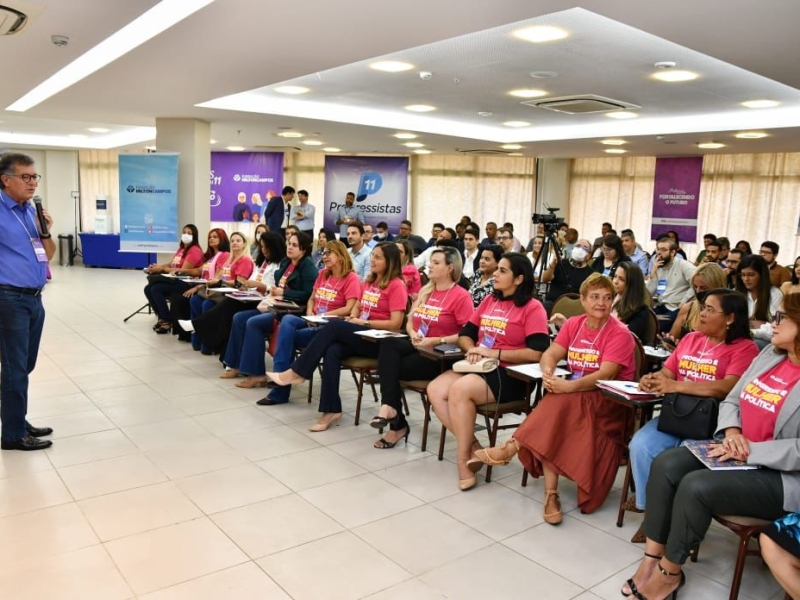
629,417,682,510
223,309,276,376
265,314,320,404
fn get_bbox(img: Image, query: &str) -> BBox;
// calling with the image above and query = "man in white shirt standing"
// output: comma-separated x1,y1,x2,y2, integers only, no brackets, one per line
335,192,365,244
290,189,315,238
347,223,371,280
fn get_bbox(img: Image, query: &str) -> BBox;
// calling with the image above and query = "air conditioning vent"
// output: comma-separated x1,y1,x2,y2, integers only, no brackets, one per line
523,94,640,115
457,149,510,156
0,4,27,35
254,145,302,152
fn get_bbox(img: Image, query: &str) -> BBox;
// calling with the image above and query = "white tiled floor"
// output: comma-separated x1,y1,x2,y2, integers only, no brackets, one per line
0,266,784,599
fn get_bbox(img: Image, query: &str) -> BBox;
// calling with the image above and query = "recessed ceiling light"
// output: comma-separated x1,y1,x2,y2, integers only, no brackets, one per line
529,70,558,79
651,70,698,82
513,25,569,43
405,104,436,112
210,139,217,144
735,131,768,139
508,152,523,157
741,99,780,108
6,0,216,112
600,139,627,145
276,131,303,138
404,142,424,148
697,142,725,149
503,121,530,128
604,149,627,154
501,144,523,150
606,112,638,119
68,134,87,139
226,145,244,151
369,60,414,73
393,132,417,139
508,89,547,99
87,127,110,133
274,85,310,95
302,140,324,146
414,149,432,154
477,111,493,117
324,147,341,152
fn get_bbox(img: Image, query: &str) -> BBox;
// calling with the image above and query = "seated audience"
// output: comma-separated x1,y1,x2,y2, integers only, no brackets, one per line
256,240,361,405
736,239,753,255
694,233,716,265
761,512,800,600
646,236,695,332
762,241,792,287
480,221,498,247
311,228,337,270
187,232,254,353
724,248,744,289
781,256,800,297
461,227,481,279
473,274,636,520
265,242,409,431
468,244,502,307
144,224,204,334
218,231,316,385
428,253,549,490
611,262,652,342
736,254,782,342
374,221,394,243
347,223,371,280
543,238,594,312
396,239,422,298
502,221,523,252
250,224,267,260
591,233,630,276
621,229,650,276
628,289,758,542
371,247,474,448
668,263,727,341
620,293,800,600
665,230,688,260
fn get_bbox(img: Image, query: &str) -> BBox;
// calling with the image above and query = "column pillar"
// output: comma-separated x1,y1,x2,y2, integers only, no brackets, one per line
536,158,571,220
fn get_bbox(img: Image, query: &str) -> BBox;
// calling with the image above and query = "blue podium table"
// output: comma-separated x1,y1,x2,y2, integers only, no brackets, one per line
79,233,151,269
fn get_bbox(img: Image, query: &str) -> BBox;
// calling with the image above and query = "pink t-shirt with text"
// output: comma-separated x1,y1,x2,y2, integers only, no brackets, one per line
359,278,409,321
556,314,636,381
468,296,548,364
312,271,362,314
219,255,254,283
740,359,800,442
410,284,474,338
402,264,422,295
665,332,758,382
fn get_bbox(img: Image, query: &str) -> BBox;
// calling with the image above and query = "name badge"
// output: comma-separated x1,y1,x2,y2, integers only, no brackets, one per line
656,279,667,295
480,334,496,349
32,239,48,263
418,322,430,336
570,371,584,380
360,310,369,320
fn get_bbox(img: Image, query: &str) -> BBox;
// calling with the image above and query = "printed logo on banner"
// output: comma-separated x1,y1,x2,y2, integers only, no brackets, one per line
356,172,383,202
210,152,284,223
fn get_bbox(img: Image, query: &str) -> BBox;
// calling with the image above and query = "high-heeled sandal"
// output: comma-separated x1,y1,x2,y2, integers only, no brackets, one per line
308,413,342,432
543,489,562,525
373,426,409,449
473,438,519,466
621,552,661,598
369,411,398,430
154,321,171,334
630,562,684,600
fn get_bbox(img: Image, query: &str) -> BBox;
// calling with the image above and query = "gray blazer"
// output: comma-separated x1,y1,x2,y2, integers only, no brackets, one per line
716,345,800,511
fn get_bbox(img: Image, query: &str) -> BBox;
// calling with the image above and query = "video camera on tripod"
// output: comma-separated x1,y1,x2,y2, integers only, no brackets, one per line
529,206,566,301
531,206,565,234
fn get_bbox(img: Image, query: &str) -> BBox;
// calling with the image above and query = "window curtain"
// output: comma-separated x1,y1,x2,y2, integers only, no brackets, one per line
78,150,119,232
569,153,800,264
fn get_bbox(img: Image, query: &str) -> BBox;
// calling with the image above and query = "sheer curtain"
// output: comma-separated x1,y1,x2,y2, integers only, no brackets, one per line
569,153,800,263
78,150,120,232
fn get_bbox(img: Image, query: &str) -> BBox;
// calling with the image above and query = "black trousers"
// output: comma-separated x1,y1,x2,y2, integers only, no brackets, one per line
292,320,379,413
377,337,443,431
192,296,253,352
644,447,785,564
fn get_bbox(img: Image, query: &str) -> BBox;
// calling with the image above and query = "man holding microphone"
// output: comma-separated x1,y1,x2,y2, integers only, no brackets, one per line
0,152,55,451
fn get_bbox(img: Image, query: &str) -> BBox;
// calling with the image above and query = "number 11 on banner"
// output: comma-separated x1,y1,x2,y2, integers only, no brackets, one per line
356,172,383,202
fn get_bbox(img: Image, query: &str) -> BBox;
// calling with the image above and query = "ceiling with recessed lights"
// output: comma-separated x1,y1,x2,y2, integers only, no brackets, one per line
1,0,799,158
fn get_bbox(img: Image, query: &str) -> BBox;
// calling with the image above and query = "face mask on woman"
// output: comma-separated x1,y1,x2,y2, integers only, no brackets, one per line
181,233,193,245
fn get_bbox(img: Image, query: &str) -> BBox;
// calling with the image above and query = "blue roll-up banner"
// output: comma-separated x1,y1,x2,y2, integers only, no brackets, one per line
323,156,408,233
119,153,179,252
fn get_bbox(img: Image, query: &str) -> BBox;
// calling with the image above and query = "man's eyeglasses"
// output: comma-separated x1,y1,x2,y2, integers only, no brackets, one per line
6,173,41,183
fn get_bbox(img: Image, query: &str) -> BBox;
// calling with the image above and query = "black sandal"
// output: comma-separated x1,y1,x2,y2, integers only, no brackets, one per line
374,427,409,449
369,411,398,430
155,321,171,334
622,552,661,598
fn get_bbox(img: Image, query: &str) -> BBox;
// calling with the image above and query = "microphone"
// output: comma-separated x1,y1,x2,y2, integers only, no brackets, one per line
33,196,49,236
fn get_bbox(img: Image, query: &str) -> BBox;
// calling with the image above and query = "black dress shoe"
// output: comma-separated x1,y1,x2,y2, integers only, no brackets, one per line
256,397,287,406
1,435,53,451
26,424,53,437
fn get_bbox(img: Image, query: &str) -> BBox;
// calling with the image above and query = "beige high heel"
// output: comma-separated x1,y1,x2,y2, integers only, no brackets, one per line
266,370,306,387
473,437,519,466
309,413,342,432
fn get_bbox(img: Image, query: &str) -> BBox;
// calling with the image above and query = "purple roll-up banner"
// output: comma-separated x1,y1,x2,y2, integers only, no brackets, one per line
323,156,408,233
210,152,284,223
650,156,703,242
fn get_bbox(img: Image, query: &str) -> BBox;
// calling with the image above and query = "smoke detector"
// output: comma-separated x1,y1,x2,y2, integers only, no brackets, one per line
51,34,69,46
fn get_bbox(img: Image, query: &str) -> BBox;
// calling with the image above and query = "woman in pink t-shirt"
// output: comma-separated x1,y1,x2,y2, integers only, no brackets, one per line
427,253,550,491
621,293,800,600
474,273,637,521
396,239,422,298
266,242,409,431
144,224,205,334
371,247,475,449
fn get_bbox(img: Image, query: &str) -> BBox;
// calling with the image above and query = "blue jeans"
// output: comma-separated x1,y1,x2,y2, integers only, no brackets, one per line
0,289,45,441
223,309,276,376
266,314,319,404
629,417,682,510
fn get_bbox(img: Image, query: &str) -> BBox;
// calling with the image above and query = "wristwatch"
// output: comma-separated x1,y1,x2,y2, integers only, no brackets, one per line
40,234,52,239
440,337,445,345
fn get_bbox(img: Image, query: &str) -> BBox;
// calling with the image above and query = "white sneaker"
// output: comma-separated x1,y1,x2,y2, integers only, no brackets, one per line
178,319,195,332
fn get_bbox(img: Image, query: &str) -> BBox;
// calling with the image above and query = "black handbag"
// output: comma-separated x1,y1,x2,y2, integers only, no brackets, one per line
656,393,719,439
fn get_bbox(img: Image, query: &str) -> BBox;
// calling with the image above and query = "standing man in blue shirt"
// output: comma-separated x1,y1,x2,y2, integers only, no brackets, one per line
0,153,55,451
335,192,364,245
290,189,315,238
